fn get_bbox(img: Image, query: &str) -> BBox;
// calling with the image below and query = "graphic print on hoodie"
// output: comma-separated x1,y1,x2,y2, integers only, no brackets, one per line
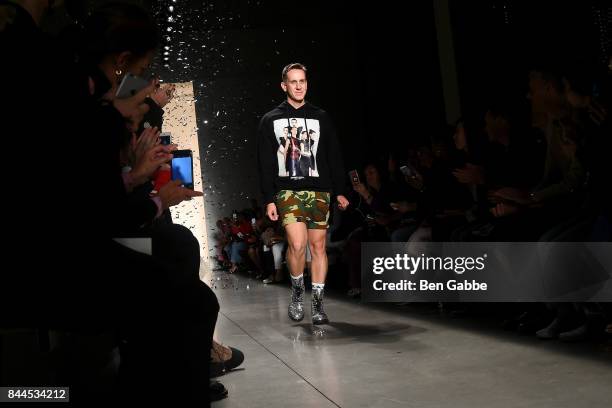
274,117,320,179
257,101,347,205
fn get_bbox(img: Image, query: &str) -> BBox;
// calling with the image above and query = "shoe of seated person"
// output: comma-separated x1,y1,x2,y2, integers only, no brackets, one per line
346,288,361,298
536,318,563,340
263,277,275,284
210,340,245,378
209,380,228,402
559,323,588,342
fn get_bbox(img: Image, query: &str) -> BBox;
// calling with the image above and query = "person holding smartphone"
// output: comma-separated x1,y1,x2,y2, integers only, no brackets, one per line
257,63,349,324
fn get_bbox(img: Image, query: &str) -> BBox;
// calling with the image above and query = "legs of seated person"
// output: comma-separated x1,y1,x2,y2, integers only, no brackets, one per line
390,224,419,242
230,241,247,265
430,215,468,241
344,228,367,290
150,223,202,287
272,242,286,280
248,246,264,274
102,240,218,405
539,213,596,242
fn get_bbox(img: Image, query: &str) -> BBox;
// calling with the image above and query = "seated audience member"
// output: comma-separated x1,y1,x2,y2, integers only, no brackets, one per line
479,67,587,241
450,102,545,241
344,162,407,295
261,220,287,284
228,211,263,275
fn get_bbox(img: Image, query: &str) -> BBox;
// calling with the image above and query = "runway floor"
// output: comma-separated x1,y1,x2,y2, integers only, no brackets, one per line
207,269,612,408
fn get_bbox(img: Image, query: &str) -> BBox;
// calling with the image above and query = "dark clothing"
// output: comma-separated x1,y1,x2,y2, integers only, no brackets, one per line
137,97,165,135
257,101,347,205
483,130,546,190
1,7,217,405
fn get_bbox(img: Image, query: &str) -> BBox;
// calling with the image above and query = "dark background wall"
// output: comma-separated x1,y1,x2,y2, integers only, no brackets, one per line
145,0,445,253
42,0,610,258
449,0,611,119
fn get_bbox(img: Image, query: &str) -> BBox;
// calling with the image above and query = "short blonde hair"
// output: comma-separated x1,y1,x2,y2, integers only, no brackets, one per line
282,63,307,82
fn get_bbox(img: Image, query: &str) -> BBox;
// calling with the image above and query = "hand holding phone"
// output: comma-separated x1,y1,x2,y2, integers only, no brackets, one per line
158,180,203,209
131,144,173,186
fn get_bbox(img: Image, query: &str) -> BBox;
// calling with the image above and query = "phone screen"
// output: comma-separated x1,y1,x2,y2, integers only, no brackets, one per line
348,169,360,185
171,155,193,188
160,133,171,145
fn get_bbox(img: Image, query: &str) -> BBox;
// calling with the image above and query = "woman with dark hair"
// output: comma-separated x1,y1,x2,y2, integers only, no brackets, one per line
76,4,234,405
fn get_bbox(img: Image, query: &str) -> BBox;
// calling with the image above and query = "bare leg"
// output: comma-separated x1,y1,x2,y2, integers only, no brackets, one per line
285,222,308,321
285,222,308,277
308,229,327,284
308,228,329,324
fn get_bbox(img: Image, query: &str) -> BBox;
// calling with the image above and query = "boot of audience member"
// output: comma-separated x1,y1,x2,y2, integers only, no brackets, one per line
210,340,245,378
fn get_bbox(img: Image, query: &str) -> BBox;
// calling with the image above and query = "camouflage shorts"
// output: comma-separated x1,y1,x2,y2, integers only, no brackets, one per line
275,190,331,230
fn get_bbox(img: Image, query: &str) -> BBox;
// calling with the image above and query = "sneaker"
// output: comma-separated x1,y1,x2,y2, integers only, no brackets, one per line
536,318,563,340
346,288,361,298
559,324,588,342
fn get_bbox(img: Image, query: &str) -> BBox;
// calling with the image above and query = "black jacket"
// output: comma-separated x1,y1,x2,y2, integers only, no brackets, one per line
257,101,347,205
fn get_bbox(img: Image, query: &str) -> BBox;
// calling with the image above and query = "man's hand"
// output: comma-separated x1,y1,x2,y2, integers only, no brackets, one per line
158,180,204,210
490,202,520,218
452,163,485,185
337,195,349,210
405,173,424,191
390,201,417,213
266,203,279,221
489,187,529,205
353,182,369,198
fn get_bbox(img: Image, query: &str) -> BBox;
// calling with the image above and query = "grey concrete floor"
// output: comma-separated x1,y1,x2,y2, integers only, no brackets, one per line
207,270,612,408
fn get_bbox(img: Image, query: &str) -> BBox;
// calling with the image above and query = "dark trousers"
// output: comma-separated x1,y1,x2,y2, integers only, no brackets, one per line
60,225,219,406
118,224,219,406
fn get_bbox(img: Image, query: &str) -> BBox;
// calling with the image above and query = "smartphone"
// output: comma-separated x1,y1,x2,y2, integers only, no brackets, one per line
348,169,360,185
160,132,171,146
116,73,150,99
171,149,194,189
400,165,413,177
400,163,419,178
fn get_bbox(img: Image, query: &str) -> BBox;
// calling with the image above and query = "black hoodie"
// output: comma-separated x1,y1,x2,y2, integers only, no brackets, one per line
257,101,347,205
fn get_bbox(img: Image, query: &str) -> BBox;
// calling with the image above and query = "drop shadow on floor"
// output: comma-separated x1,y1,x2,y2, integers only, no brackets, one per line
286,321,427,347
344,298,612,366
